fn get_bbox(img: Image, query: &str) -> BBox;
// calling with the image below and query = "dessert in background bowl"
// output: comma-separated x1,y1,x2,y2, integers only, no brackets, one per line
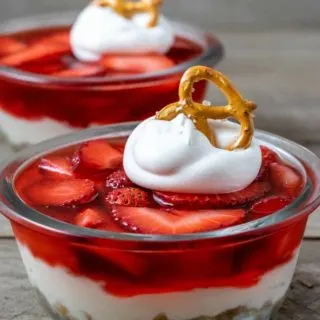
1,66,320,320
0,0,223,147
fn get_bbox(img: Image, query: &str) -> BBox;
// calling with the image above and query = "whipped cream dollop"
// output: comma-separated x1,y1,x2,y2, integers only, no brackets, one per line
70,4,175,62
124,115,262,194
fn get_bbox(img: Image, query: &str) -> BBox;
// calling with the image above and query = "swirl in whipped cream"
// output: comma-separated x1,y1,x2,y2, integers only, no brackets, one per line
70,4,175,62
124,114,262,194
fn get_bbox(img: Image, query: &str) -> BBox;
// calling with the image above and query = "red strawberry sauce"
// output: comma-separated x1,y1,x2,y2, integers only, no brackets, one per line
0,26,208,127
13,139,306,297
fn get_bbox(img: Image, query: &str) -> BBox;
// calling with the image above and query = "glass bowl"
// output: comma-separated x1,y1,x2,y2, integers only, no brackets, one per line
0,12,223,148
0,122,319,320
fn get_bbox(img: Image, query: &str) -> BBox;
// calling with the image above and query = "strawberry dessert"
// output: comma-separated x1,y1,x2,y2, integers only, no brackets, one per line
1,66,320,320
0,0,223,147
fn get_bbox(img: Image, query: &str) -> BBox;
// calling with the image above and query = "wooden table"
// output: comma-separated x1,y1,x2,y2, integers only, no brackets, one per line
1,29,320,319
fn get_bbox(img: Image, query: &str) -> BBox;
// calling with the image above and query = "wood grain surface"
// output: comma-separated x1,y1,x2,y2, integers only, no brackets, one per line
1,0,320,30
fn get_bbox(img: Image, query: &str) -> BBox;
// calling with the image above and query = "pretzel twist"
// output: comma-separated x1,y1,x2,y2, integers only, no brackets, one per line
94,0,162,27
156,66,257,150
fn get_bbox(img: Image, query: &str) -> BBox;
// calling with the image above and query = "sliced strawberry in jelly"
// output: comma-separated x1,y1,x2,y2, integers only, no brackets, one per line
171,37,192,51
0,36,27,56
273,219,306,262
255,146,281,181
100,249,148,277
75,207,123,231
22,61,65,75
250,196,292,218
270,162,303,196
72,140,123,172
101,54,174,74
0,42,70,67
112,207,245,234
177,249,235,278
112,143,126,153
167,36,203,63
53,57,105,77
52,64,105,77
75,241,148,277
154,182,271,209
25,179,97,206
241,218,306,273
105,188,151,207
75,208,106,228
105,169,134,190
39,156,74,179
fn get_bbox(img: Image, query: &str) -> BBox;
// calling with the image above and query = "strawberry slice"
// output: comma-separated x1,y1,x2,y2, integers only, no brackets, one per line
53,57,105,77
112,143,126,153
39,156,74,179
255,146,280,181
75,208,123,232
154,182,271,209
25,179,97,206
0,36,27,56
105,188,151,207
75,208,106,228
167,37,202,63
273,220,305,262
250,196,292,219
270,163,303,196
74,242,148,277
72,140,123,172
112,207,245,234
98,249,148,277
0,42,70,67
243,219,305,271
105,169,134,189
101,54,174,74
52,64,105,77
22,61,65,74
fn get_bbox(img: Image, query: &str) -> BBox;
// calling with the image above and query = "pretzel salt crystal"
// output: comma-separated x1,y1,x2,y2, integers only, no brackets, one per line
156,66,257,150
94,0,162,28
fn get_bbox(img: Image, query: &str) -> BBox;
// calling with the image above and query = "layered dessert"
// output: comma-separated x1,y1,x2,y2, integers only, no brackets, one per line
0,0,222,146
6,66,311,320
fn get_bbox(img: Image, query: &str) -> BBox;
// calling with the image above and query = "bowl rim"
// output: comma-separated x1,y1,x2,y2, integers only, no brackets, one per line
0,12,224,86
0,121,320,242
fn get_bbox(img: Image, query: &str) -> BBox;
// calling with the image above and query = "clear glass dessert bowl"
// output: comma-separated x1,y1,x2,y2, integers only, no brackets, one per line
0,122,319,320
0,12,223,147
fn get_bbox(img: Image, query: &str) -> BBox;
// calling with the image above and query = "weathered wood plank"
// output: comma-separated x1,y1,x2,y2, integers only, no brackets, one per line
1,0,320,30
212,30,320,145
